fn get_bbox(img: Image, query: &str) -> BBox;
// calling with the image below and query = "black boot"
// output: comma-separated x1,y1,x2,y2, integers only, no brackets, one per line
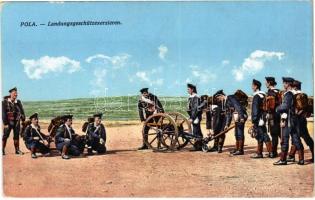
273,152,287,165
14,140,24,155
138,144,148,150
208,145,218,152
209,138,218,152
87,147,94,155
218,146,223,153
297,150,304,165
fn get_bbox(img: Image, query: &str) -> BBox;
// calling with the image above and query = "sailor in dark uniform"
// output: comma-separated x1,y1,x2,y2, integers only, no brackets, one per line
187,83,203,150
250,79,272,159
86,113,106,155
55,115,81,159
24,113,50,158
205,96,227,153
137,88,164,150
287,80,314,163
214,90,248,155
2,87,25,155
265,77,281,158
274,77,304,165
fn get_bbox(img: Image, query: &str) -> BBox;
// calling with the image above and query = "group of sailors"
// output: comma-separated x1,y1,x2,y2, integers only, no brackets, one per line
2,87,106,159
137,76,313,165
2,76,313,164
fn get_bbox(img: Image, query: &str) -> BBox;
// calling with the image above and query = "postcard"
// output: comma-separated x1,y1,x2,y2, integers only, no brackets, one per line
1,1,314,197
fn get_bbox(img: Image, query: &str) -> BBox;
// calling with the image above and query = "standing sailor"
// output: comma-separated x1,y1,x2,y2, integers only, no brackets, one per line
274,77,304,165
287,80,314,163
137,88,164,150
187,83,203,150
250,79,272,158
265,77,282,158
214,90,248,155
204,95,227,153
2,87,25,155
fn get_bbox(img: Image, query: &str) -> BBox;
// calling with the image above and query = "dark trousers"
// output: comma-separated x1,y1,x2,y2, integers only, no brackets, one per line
192,122,203,138
56,140,81,156
3,122,20,140
255,125,271,143
235,122,245,140
89,140,106,153
25,141,50,154
281,120,303,152
268,118,281,152
296,116,313,152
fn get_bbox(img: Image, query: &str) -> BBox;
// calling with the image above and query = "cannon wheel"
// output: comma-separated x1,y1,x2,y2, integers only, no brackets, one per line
167,112,192,150
143,113,178,151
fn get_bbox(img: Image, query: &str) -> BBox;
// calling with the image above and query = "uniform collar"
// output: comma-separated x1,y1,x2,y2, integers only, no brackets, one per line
31,124,39,129
8,98,17,103
284,89,293,95
189,93,198,98
253,90,266,96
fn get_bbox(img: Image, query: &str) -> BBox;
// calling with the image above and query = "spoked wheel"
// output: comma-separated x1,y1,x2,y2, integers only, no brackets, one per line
167,112,192,150
143,113,178,151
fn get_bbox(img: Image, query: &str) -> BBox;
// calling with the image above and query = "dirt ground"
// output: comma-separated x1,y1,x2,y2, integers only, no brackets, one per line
2,120,314,197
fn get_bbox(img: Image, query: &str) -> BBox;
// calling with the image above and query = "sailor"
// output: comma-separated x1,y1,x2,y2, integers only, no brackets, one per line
24,113,50,158
250,79,272,158
265,77,281,158
2,87,25,155
137,88,164,150
287,80,313,163
187,83,203,150
214,89,248,155
55,115,81,159
274,77,304,165
86,113,107,155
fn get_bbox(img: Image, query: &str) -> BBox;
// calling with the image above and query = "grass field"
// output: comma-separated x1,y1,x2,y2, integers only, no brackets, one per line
23,95,313,121
23,96,190,120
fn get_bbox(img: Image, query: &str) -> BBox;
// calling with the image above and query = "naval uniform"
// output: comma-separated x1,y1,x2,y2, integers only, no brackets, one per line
276,90,304,160
86,123,107,154
266,88,281,156
55,124,81,156
24,124,50,154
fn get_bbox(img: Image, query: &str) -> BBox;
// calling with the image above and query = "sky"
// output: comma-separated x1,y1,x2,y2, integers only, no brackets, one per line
1,1,313,101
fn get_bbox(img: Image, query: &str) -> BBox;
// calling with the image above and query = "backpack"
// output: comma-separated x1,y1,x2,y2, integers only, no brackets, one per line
263,89,281,112
20,120,31,139
82,117,94,132
234,90,248,108
294,93,309,112
47,116,65,138
306,97,314,117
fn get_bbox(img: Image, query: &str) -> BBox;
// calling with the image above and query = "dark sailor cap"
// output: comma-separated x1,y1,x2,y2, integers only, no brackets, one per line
213,90,225,98
29,113,38,120
187,83,197,93
62,114,73,120
140,88,149,94
265,77,277,85
252,79,262,88
282,77,295,83
93,113,103,119
9,87,17,93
